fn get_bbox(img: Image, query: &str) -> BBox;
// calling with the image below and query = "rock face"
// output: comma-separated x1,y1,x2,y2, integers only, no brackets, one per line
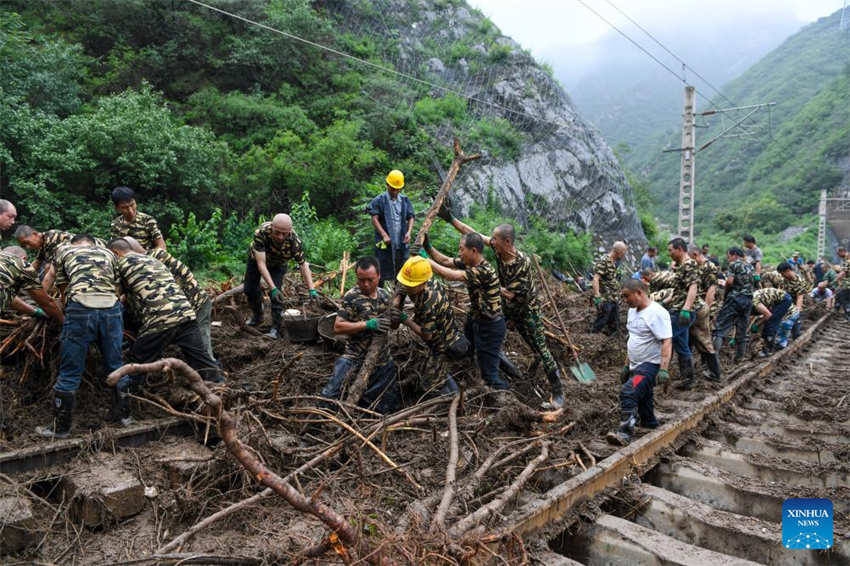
349,0,647,253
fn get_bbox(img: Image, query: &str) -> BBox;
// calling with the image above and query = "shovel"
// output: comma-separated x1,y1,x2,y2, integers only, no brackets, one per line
532,255,596,383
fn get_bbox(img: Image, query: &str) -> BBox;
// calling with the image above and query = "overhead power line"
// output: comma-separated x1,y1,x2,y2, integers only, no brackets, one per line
601,0,737,108
572,0,713,103
181,0,566,130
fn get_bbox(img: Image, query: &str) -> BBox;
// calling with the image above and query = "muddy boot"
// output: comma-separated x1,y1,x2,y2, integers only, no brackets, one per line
734,336,748,363
110,387,135,426
246,301,263,327
702,352,722,382
607,408,637,445
497,351,522,380
541,367,565,410
676,358,695,390
265,327,280,340
712,335,724,355
36,390,75,439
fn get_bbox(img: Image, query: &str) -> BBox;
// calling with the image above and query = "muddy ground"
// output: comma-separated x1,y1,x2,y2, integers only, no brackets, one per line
0,283,837,564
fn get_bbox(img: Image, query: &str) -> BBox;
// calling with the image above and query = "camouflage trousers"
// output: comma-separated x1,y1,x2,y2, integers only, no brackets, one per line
689,306,715,354
510,307,558,375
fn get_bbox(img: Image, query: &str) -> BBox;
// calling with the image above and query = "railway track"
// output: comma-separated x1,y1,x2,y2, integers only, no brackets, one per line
503,312,850,565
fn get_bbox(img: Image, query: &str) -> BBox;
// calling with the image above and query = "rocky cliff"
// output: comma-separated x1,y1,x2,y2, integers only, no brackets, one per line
341,0,647,254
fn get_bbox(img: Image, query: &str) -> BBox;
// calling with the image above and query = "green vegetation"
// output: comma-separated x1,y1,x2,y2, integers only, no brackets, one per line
640,9,850,238
0,0,578,282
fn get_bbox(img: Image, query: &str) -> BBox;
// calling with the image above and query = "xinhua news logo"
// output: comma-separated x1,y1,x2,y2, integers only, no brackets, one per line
783,498,833,550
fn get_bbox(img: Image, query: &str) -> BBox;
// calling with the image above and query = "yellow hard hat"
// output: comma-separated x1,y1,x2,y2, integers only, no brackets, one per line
397,256,432,286
386,169,405,189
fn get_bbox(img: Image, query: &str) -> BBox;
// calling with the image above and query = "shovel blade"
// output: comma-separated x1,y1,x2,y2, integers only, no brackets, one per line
570,362,596,383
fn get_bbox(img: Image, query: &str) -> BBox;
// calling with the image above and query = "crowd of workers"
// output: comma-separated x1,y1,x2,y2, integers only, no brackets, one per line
0,170,848,446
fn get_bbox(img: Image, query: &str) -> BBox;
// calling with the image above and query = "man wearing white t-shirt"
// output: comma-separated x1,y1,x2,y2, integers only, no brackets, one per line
608,279,672,446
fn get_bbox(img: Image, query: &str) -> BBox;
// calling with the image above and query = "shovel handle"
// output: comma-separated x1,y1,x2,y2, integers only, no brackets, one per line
532,254,580,358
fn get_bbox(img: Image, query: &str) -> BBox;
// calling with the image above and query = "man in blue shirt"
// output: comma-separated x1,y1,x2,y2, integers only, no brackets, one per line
640,247,657,271
787,251,804,273
368,170,415,286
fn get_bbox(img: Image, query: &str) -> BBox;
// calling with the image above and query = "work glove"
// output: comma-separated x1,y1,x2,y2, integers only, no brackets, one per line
593,297,603,307
750,322,759,333
389,307,406,329
753,274,761,282
417,248,429,259
677,310,692,326
375,241,388,251
365,317,390,332
409,242,421,256
423,233,432,251
437,198,454,222
656,369,670,385
32,307,47,319
619,365,631,383
269,287,284,305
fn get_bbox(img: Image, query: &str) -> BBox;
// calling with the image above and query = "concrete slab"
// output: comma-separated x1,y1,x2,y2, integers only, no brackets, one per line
684,439,850,489
152,438,215,488
62,453,145,527
711,422,838,465
651,460,784,522
563,513,764,566
531,550,584,565
0,496,36,553
636,484,850,565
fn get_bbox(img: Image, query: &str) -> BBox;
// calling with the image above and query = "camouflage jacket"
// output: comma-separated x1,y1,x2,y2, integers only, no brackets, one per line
753,288,796,320
0,252,40,312
593,254,622,302
250,222,306,268
410,279,462,354
148,248,209,312
117,253,195,336
338,287,391,364
494,250,539,320
453,258,502,321
111,212,163,251
760,270,783,288
649,271,675,293
36,230,73,265
696,260,721,299
54,245,119,307
725,259,755,298
840,260,850,289
780,272,810,301
668,257,702,312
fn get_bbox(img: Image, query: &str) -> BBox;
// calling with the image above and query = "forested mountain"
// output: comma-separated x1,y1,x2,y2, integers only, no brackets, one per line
0,0,645,278
639,8,850,236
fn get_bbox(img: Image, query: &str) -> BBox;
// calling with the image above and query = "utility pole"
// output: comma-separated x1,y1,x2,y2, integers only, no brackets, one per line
677,86,696,242
841,0,848,31
817,189,827,261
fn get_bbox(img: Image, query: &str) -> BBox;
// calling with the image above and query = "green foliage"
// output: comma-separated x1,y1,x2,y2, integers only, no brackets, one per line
413,94,467,125
469,118,524,161
0,12,89,116
487,43,512,64
290,192,357,268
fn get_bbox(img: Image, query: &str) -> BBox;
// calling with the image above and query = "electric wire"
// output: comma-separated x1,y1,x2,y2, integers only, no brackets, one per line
601,0,737,108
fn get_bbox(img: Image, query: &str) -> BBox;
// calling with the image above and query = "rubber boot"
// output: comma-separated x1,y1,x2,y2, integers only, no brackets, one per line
246,301,263,327
106,385,136,426
676,357,695,390
702,352,722,382
265,327,280,340
36,390,75,439
608,408,637,446
734,335,747,363
541,367,565,410
497,351,522,380
712,335,724,355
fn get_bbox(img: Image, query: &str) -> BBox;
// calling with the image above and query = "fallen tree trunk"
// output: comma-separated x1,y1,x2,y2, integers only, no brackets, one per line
107,359,385,565
344,335,386,407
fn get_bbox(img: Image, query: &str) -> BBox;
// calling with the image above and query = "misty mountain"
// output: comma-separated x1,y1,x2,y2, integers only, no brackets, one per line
545,11,803,171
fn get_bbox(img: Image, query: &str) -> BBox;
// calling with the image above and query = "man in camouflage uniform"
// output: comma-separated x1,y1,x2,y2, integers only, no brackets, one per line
759,269,784,289
713,247,755,362
439,212,564,407
110,186,166,251
591,241,627,335
687,244,722,382
319,256,400,413
396,256,470,396
0,246,63,321
108,238,222,423
751,287,794,356
36,235,123,439
244,213,317,340
0,199,18,232
661,238,701,390
15,225,104,290
423,232,510,390
123,236,216,363
777,261,808,339
742,235,763,287
835,247,850,321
